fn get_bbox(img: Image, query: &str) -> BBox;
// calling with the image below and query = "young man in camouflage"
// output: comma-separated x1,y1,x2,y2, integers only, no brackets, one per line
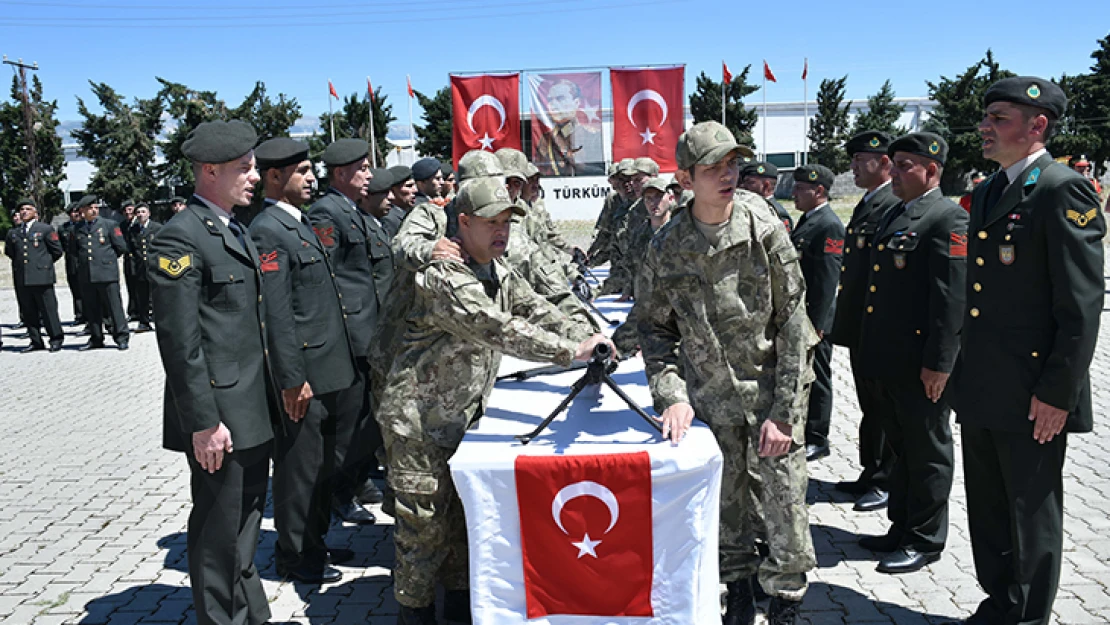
637,121,818,625
586,158,636,266
377,178,611,625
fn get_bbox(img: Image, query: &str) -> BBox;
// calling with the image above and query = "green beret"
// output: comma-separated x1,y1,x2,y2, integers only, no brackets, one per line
388,165,412,185
170,196,187,204
322,139,369,167
75,194,98,210
458,150,504,181
367,168,394,194
456,177,526,218
135,202,150,210
889,132,948,165
440,162,455,178
793,164,835,190
412,157,442,181
121,199,135,208
255,137,309,170
15,198,35,209
182,119,258,164
984,76,1066,119
740,161,778,179
845,130,893,156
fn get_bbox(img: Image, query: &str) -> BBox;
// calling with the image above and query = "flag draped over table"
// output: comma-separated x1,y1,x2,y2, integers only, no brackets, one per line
610,66,684,171
516,451,654,618
450,73,522,166
527,72,604,177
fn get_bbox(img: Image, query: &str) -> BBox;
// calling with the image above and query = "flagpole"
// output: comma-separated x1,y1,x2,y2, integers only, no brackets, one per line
721,61,726,125
367,81,378,168
762,72,767,161
803,58,809,166
327,78,335,143
407,74,416,163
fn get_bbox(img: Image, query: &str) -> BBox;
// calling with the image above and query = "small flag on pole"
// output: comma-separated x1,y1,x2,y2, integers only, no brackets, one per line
328,80,338,99
722,61,732,85
763,61,777,83
367,77,374,102
407,75,415,98
802,59,808,80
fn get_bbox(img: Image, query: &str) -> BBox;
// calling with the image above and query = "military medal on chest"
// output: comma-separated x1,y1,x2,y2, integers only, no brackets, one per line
97,228,105,244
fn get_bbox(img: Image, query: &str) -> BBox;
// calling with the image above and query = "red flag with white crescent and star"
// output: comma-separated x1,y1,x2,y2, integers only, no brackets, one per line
723,61,733,85
450,73,522,165
515,451,653,618
610,66,684,171
764,60,777,83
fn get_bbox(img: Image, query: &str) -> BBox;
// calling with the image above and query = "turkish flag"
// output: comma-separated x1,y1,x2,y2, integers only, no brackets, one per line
764,60,777,83
723,61,732,85
328,80,338,99
516,451,654,618
610,66,684,171
450,73,522,165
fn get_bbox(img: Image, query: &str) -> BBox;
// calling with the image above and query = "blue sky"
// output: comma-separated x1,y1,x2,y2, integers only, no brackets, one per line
0,0,1106,134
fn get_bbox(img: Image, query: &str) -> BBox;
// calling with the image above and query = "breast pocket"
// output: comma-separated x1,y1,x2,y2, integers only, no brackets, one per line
207,264,247,312
296,249,326,286
884,233,921,270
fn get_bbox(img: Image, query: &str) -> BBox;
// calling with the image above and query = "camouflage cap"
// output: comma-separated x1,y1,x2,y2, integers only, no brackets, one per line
494,148,529,181
617,158,637,177
525,162,540,177
456,177,527,218
607,162,620,178
643,177,669,194
633,157,660,176
458,150,505,181
676,121,754,170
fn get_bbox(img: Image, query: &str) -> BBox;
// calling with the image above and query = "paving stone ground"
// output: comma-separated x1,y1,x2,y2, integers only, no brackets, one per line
1,271,1108,625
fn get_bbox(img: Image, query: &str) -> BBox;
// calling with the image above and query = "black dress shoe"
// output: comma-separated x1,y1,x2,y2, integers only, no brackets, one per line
21,344,46,353
327,548,354,565
834,479,871,495
332,497,376,525
443,589,472,623
877,547,941,574
136,323,153,333
723,577,755,625
356,479,384,504
78,341,105,351
277,562,342,584
858,532,901,552
75,328,91,337
805,442,830,462
117,341,129,351
854,487,889,512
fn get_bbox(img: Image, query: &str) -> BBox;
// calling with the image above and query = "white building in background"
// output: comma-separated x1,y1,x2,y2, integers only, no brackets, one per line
58,96,937,219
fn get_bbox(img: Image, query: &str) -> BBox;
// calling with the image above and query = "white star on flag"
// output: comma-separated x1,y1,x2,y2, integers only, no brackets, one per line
571,533,602,559
580,101,600,123
639,128,657,145
478,133,495,150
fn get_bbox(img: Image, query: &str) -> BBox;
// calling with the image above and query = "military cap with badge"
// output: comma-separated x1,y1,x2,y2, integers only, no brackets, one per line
675,121,754,170
845,130,893,156
740,160,779,180
984,76,1067,118
888,132,948,164
793,163,836,190
456,177,527,218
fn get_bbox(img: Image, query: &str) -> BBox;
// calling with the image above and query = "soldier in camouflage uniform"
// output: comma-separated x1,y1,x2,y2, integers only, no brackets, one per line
586,159,636,266
611,177,675,354
604,157,659,298
637,122,818,625
377,178,609,625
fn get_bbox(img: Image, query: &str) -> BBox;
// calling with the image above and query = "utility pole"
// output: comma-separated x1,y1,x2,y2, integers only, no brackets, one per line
3,56,42,211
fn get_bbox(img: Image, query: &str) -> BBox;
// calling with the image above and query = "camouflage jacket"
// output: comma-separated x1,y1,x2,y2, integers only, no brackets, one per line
586,191,631,265
617,212,662,298
637,191,819,440
378,258,588,446
527,198,571,254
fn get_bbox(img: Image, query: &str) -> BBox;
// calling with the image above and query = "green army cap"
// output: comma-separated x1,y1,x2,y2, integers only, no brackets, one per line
170,195,187,203
388,165,412,186
322,139,369,167
182,119,258,164
607,162,620,178
643,177,669,194
616,158,637,177
793,163,836,190
633,157,660,176
440,161,455,178
75,194,98,210
494,148,529,181
456,177,526,218
121,198,135,208
889,132,948,165
525,162,540,177
845,130,893,156
367,168,394,194
255,137,310,170
740,161,778,179
984,76,1066,119
16,197,36,209
458,150,504,181
676,121,754,170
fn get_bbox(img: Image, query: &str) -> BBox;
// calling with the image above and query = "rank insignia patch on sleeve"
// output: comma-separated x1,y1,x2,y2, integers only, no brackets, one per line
158,254,192,278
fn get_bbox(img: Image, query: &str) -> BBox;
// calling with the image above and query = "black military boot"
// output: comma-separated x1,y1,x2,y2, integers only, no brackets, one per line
397,604,437,625
767,596,802,625
443,589,472,623
724,577,756,625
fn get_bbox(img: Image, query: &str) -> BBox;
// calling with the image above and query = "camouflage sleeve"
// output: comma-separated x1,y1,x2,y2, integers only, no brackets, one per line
393,203,446,272
417,261,579,367
535,201,571,253
765,226,820,431
504,266,594,345
586,195,614,265
637,244,690,412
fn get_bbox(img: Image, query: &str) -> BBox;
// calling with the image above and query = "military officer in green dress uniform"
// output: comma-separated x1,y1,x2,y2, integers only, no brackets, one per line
73,195,130,350
739,161,793,231
790,164,845,462
127,203,161,332
149,120,278,625
831,131,901,512
4,200,65,352
59,203,85,325
855,133,966,575
946,77,1104,625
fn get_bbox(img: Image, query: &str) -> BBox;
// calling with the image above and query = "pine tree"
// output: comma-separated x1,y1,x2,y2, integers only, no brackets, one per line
808,76,852,173
155,78,228,193
924,50,1014,193
1067,34,1110,177
72,81,164,210
0,75,66,224
688,67,760,148
230,81,301,143
413,86,452,162
851,80,906,136
314,88,396,166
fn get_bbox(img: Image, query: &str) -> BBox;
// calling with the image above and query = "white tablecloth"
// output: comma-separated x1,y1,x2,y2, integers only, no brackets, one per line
450,297,724,624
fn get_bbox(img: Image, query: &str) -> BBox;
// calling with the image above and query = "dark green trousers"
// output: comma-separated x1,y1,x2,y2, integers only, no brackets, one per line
334,359,384,501
849,349,894,490
804,338,834,446
961,426,1066,625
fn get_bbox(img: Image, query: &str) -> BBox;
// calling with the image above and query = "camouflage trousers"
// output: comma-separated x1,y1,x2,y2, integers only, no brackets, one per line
712,421,815,601
384,431,469,608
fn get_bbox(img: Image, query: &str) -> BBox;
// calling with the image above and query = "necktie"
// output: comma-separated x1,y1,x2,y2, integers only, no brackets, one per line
227,217,247,251
984,171,1009,213
22,224,28,236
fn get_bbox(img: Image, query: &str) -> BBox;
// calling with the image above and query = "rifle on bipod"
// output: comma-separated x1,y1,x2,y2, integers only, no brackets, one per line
516,343,661,445
573,276,619,327
571,247,601,285
496,360,588,382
